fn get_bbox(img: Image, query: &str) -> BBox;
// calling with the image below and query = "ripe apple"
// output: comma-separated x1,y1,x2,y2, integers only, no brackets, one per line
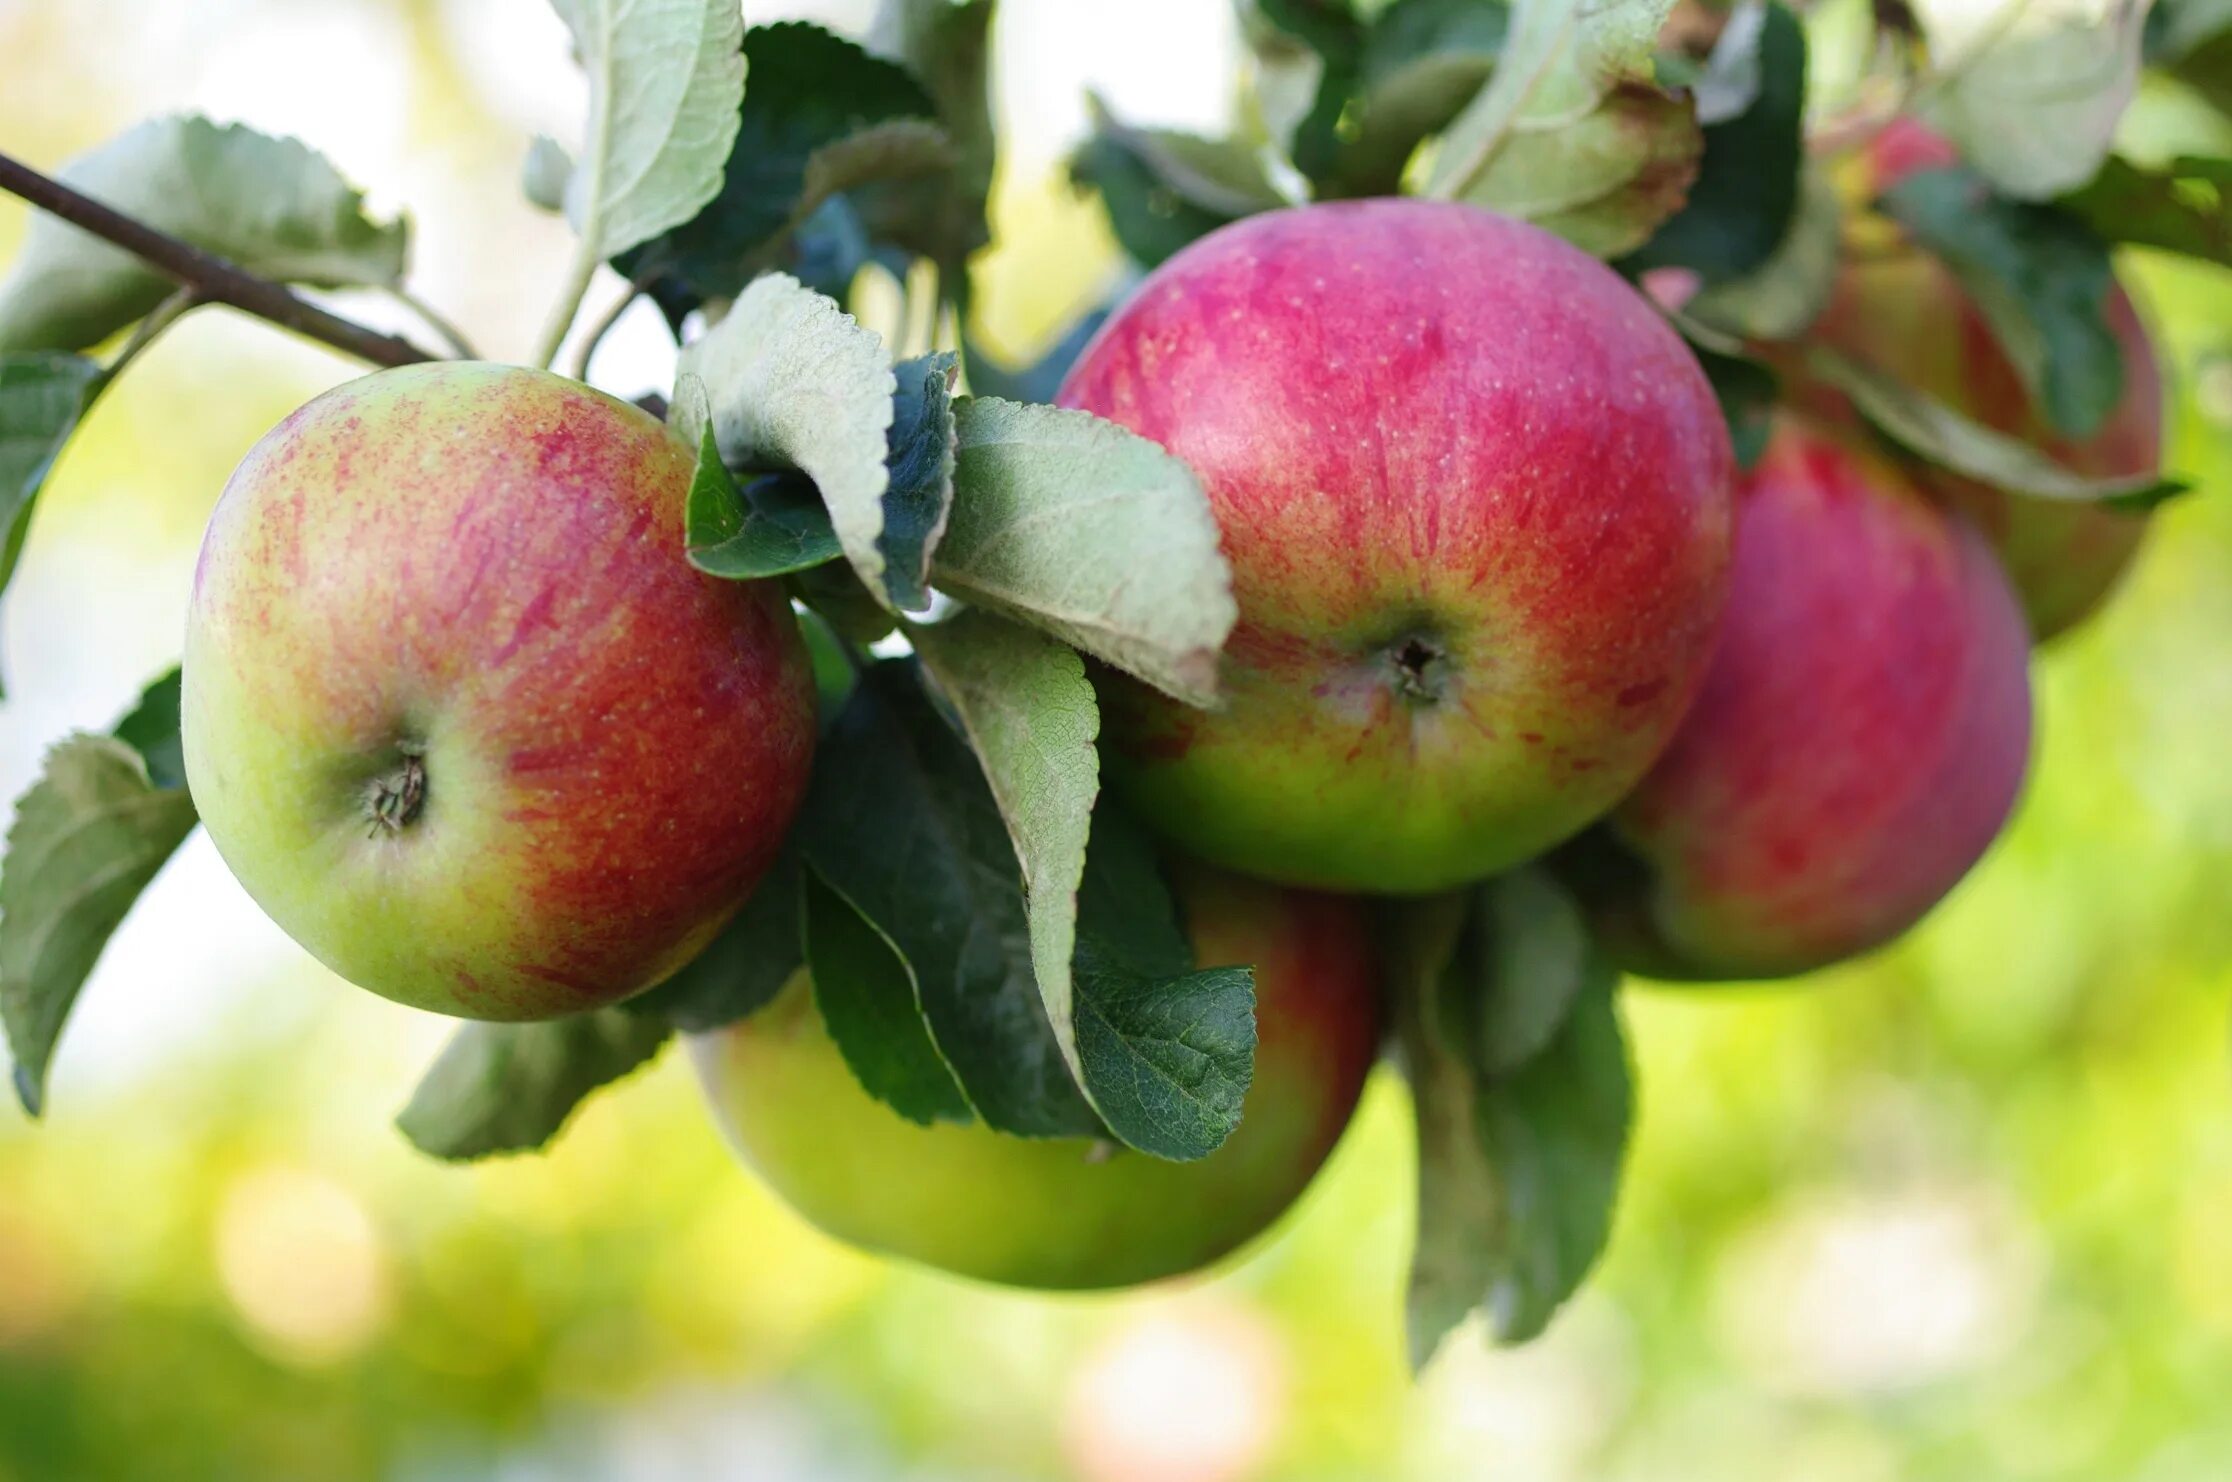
1563,414,2034,981
690,862,1381,1289
1814,117,2163,640
1059,199,1735,894
183,362,817,1020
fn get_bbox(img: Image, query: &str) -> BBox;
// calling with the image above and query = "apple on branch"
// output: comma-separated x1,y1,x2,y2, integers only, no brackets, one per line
182,362,817,1021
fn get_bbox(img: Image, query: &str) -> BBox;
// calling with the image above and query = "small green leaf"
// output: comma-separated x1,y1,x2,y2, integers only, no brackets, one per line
935,397,1237,708
1622,2,1805,283
803,864,970,1125
1424,0,1699,258
1071,95,1286,270
1,355,102,672
522,135,574,213
1321,0,1508,197
1807,346,2187,505
879,352,959,612
2,736,198,1116
1920,0,2144,201
0,117,407,354
794,661,1101,1139
622,22,941,319
624,851,807,1033
677,273,897,599
1879,167,2123,441
1071,802,1256,1162
2059,155,2232,266
547,0,747,259
396,1010,672,1161
111,667,186,793
1244,0,1369,180
1397,881,1634,1365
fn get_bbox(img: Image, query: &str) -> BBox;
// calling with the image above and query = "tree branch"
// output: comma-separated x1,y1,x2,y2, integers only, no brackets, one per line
0,148,439,369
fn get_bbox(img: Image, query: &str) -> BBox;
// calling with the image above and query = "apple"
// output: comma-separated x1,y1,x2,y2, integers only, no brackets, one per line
690,861,1381,1290
1814,117,2163,640
1563,414,2034,981
1058,199,1735,894
182,362,817,1020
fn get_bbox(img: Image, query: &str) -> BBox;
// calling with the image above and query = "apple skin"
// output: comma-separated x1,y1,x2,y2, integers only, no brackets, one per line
1565,414,2034,981
182,362,817,1021
1058,199,1735,894
1814,117,2162,640
689,862,1381,1290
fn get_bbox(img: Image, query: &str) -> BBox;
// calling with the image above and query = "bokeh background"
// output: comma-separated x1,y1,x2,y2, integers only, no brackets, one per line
2,1,2229,1478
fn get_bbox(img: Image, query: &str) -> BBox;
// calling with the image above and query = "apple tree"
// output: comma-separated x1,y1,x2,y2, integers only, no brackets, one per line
0,0,2222,1365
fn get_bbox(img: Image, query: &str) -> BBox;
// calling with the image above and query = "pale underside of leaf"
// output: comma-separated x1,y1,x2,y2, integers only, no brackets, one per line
934,397,1237,709
1922,0,2146,201
551,0,748,257
678,274,898,598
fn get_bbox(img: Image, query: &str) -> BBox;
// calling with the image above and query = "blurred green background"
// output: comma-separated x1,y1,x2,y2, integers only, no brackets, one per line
3,2,2230,1478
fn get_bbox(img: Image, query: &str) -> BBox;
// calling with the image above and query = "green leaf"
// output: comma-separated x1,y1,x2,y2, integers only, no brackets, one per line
1691,344,1777,470
1,355,102,676
673,375,843,580
396,1010,672,1161
1622,2,1804,283
1071,95,1286,270
802,864,970,1125
1681,164,1842,343
522,135,573,213
1424,0,1700,258
1,736,197,1116
1879,167,2123,441
1920,0,2144,201
1072,802,1257,1162
1244,0,1369,180
111,667,186,793
879,352,959,613
911,612,1102,1091
677,274,898,600
794,661,1101,1139
623,851,807,1033
2059,155,2232,266
622,22,940,320
0,116,406,354
547,0,746,260
934,397,1237,709
1398,881,1633,1365
1806,346,2187,505
1321,0,1508,198
961,308,1112,405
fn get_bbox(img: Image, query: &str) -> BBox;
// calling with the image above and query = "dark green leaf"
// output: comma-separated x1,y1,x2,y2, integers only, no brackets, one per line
2,736,198,1116
1,354,103,692
879,352,959,612
1879,166,2122,441
2059,154,2232,266
1071,97,1284,269
793,661,1100,1138
1622,2,1805,283
396,1010,671,1161
1248,0,1369,181
624,851,806,1033
111,667,186,793
803,864,970,1125
621,22,940,323
867,0,997,282
1320,0,1508,198
962,308,1111,405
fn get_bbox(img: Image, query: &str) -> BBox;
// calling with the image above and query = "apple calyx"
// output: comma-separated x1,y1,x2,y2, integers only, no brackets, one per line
364,749,428,837
1380,632,1452,706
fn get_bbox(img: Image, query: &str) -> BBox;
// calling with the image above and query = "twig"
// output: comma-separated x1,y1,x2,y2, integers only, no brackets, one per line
570,283,643,382
386,285,480,360
0,148,438,369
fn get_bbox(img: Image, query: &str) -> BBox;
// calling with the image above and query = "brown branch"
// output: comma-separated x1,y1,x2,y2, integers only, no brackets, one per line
0,148,439,369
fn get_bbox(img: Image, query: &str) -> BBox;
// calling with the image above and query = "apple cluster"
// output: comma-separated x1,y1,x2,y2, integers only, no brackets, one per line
178,126,2159,1295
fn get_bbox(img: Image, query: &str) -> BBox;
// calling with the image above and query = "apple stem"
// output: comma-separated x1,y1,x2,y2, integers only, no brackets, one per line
0,148,441,369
